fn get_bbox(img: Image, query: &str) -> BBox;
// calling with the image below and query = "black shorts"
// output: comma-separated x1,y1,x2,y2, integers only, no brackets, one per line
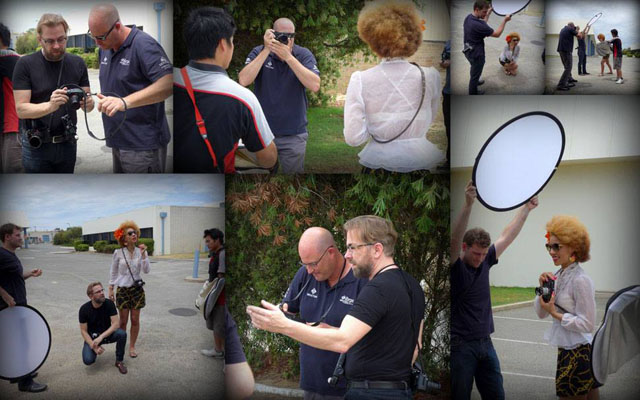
116,285,146,310
556,343,602,397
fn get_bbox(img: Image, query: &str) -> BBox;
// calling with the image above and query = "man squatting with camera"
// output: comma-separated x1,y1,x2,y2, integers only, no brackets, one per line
248,215,426,400
280,227,367,399
12,13,94,173
239,17,320,174
79,282,128,374
463,1,511,95
88,3,173,173
0,223,47,392
450,181,538,400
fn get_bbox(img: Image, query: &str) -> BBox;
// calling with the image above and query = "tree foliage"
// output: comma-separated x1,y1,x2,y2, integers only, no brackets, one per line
226,173,450,382
173,0,374,105
53,227,83,246
16,28,38,55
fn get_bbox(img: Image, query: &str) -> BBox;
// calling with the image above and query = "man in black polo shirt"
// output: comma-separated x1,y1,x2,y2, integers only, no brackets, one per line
556,22,579,91
201,228,226,358
449,181,538,400
12,13,93,173
0,223,47,392
463,2,511,95
248,216,425,400
282,227,367,398
79,281,128,374
88,4,173,173
173,7,277,173
238,17,320,173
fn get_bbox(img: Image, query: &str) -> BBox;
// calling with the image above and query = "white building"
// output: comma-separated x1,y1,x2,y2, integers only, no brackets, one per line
451,95,640,292
82,204,224,255
28,230,58,244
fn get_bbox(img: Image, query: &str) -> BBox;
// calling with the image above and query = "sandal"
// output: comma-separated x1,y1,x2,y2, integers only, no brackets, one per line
129,349,138,358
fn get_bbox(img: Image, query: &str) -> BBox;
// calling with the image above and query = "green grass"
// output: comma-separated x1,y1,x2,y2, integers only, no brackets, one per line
304,106,448,173
491,286,537,307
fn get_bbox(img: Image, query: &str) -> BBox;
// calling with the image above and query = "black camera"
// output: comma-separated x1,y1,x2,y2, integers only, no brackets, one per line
278,303,304,323
66,88,86,111
274,32,291,44
535,278,554,302
61,114,78,143
26,128,45,148
133,279,145,288
410,361,441,393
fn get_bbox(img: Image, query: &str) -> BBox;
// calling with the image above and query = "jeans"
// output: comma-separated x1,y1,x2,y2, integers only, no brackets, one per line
21,137,76,173
578,50,587,74
450,336,505,400
82,328,127,364
344,387,412,400
558,51,573,88
464,53,485,94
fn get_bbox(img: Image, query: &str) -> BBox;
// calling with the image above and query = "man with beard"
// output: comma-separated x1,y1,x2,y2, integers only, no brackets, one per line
0,223,47,392
247,216,425,400
12,13,93,173
281,227,366,399
79,282,128,374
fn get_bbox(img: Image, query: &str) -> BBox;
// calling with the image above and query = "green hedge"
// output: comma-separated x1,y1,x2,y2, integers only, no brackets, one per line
138,238,154,256
75,244,89,252
93,240,108,253
66,47,99,69
103,244,121,254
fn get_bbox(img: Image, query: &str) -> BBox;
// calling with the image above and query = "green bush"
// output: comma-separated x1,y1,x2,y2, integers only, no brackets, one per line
75,243,89,252
103,244,121,254
138,238,154,256
93,240,108,252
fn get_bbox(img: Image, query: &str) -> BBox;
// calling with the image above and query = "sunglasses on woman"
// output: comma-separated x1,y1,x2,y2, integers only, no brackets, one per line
545,243,563,252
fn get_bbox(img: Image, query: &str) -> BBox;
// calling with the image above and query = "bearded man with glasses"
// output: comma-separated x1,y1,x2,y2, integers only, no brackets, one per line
12,13,93,173
280,227,366,399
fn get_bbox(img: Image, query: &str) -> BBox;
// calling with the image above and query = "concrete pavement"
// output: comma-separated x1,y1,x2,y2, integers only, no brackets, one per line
544,55,639,94
73,69,174,173
0,243,221,400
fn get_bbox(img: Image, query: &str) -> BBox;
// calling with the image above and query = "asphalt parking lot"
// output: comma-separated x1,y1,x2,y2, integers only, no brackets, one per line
0,243,222,400
544,55,639,94
472,294,640,399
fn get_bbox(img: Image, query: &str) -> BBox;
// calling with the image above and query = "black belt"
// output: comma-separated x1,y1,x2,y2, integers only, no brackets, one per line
347,380,408,390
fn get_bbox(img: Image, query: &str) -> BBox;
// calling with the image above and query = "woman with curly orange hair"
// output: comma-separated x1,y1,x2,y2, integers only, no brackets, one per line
534,216,600,399
499,32,520,76
343,0,444,172
108,220,150,358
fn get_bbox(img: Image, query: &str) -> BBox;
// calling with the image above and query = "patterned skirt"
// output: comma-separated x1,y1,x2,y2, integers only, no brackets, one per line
116,285,146,310
556,343,601,397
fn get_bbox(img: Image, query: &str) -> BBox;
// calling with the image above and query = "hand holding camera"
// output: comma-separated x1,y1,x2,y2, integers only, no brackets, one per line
263,29,275,48
48,88,69,113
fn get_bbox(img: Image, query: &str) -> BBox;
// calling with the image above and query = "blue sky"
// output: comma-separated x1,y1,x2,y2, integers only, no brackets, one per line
0,175,224,230
547,0,638,48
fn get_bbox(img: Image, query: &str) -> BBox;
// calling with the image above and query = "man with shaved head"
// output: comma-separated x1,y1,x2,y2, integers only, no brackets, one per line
281,227,366,398
88,3,173,173
238,18,320,174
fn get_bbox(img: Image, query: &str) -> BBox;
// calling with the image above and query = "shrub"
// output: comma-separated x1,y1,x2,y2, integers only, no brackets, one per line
138,238,154,256
75,243,89,252
93,240,107,252
103,244,121,254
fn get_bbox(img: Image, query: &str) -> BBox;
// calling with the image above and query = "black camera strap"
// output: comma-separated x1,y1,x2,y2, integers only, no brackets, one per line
370,62,426,144
121,247,139,285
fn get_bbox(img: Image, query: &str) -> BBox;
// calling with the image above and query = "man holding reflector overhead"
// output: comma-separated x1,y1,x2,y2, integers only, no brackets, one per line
450,182,538,400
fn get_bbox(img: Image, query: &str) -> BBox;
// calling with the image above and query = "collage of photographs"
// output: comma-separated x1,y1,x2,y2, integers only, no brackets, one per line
0,1,638,400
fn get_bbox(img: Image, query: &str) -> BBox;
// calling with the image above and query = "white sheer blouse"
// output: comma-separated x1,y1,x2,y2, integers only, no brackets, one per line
534,263,596,349
109,247,151,288
343,59,444,172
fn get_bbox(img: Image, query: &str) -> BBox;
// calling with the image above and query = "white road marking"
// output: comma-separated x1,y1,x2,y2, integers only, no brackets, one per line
493,337,549,346
495,316,553,323
503,371,555,380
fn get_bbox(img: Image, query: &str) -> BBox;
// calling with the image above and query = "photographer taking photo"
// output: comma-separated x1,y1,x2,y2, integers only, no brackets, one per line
534,216,600,399
12,13,93,173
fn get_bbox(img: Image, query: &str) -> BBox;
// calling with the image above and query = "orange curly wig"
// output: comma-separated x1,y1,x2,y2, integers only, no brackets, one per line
115,220,140,247
545,216,590,263
357,0,423,58
506,32,521,43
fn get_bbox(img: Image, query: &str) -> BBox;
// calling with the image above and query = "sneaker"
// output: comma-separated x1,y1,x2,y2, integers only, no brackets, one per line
478,79,485,86
616,78,624,84
18,381,47,392
201,348,224,358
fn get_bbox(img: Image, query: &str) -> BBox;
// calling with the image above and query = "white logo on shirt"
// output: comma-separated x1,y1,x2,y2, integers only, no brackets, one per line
313,64,319,73
119,58,130,66
159,57,171,70
245,57,252,65
306,288,318,299
101,56,108,65
265,60,274,70
340,295,354,306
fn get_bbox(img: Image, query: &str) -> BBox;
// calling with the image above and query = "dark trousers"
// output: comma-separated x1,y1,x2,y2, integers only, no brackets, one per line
21,138,76,173
344,387,412,400
450,336,505,400
578,50,587,74
558,51,573,88
82,328,127,364
465,53,485,94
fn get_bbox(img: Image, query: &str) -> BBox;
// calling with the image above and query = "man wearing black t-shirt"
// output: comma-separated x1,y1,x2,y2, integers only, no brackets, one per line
248,216,425,400
79,282,128,374
201,228,226,358
449,181,537,400
556,23,579,91
0,223,47,392
12,13,93,173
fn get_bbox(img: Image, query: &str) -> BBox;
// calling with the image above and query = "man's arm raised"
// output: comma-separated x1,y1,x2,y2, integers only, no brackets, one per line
451,181,476,262
494,196,538,258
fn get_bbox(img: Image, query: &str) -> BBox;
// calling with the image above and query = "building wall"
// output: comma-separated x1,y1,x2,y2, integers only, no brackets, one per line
167,206,225,255
451,159,640,292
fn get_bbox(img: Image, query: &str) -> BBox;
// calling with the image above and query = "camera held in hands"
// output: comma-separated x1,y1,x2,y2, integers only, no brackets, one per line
274,32,291,44
535,278,555,302
66,88,87,111
411,361,441,393
278,303,305,323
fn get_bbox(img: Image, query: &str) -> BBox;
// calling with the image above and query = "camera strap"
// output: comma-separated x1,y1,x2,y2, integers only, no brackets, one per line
180,67,219,171
121,247,139,284
45,54,66,137
369,62,426,144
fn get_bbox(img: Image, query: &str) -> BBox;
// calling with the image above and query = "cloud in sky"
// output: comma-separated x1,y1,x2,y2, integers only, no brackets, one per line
0,175,224,230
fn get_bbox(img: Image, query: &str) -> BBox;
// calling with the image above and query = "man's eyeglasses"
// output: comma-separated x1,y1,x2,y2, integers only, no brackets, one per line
545,243,563,252
299,246,332,269
346,243,375,252
89,20,118,41
42,37,67,45
127,231,136,236
93,289,105,294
